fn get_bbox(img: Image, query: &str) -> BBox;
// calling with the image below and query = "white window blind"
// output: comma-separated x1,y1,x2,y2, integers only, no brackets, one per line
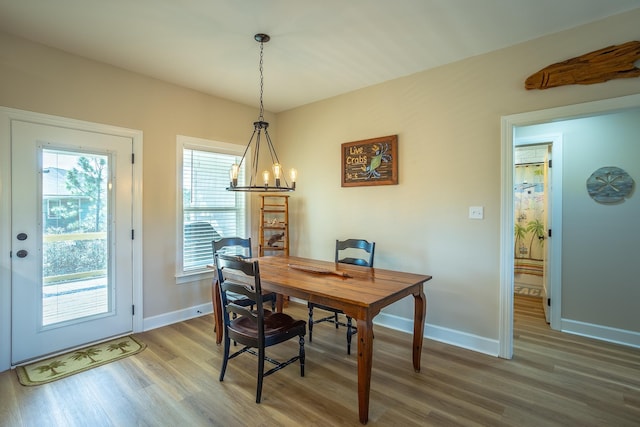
181,145,245,273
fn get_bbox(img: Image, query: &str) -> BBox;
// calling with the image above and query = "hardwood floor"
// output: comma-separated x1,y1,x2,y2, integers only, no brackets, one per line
1,296,639,426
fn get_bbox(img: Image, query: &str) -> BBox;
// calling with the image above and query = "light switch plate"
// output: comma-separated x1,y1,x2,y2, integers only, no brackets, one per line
469,206,484,219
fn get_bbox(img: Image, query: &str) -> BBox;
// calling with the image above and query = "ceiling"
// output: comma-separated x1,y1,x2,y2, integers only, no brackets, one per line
1,0,639,112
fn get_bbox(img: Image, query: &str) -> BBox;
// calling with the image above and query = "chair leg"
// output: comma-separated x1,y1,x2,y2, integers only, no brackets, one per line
334,312,339,329
308,305,314,342
219,335,230,381
346,316,353,355
256,346,265,404
299,335,305,377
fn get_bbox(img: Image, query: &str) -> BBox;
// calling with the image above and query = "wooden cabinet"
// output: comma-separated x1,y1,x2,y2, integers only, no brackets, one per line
258,195,289,257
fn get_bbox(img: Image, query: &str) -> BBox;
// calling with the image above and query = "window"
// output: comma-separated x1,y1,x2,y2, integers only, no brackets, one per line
47,199,61,219
176,136,246,282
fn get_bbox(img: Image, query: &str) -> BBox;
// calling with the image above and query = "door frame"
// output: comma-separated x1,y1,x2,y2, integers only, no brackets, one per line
0,107,144,371
499,93,640,359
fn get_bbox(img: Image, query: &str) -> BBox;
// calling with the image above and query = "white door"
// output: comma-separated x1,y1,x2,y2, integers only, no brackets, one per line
11,120,134,364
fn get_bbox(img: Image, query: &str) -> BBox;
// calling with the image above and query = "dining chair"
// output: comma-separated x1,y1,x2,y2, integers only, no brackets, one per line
307,238,375,354
212,237,276,310
212,236,253,259
215,253,306,403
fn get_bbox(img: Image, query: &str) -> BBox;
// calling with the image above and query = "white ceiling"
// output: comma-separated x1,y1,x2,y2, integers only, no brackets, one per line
1,0,639,112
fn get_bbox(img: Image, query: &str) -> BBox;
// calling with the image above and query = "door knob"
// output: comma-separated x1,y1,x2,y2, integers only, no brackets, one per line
16,249,28,258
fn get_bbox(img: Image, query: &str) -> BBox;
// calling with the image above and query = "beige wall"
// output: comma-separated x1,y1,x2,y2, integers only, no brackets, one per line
1,7,640,359
277,9,640,340
0,30,276,319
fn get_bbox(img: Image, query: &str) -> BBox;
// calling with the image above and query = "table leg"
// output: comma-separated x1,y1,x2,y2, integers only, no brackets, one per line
356,317,374,424
275,294,284,313
212,277,223,345
412,285,427,372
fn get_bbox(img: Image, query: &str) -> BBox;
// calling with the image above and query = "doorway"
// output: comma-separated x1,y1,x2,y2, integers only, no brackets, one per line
499,93,640,359
0,107,144,369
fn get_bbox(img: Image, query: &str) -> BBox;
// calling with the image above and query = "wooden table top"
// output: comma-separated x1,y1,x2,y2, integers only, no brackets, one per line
256,255,432,317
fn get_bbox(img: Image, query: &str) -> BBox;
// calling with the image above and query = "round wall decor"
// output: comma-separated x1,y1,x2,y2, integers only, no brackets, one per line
586,166,634,203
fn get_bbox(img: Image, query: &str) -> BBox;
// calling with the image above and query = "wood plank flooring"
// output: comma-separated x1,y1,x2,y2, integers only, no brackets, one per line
1,296,639,426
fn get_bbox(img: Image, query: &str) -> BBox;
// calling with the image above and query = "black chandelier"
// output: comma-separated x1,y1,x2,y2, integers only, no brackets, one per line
227,33,296,192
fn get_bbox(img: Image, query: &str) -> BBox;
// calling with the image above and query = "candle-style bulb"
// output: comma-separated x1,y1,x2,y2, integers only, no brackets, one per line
229,164,239,187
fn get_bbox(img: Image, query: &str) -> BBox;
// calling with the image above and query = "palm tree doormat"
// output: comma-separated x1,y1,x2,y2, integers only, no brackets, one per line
16,335,146,386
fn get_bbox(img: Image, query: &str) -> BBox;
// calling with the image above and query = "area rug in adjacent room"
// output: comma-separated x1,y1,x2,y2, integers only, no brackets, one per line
16,335,146,386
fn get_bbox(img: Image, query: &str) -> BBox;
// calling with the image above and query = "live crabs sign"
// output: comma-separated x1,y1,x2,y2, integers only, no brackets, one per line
341,134,398,187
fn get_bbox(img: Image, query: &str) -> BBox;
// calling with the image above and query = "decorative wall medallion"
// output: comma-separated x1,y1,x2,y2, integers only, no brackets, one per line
586,166,635,203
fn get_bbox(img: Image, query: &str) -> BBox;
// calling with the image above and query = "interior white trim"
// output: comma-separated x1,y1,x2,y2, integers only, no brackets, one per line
143,302,213,332
499,93,640,359
561,319,640,349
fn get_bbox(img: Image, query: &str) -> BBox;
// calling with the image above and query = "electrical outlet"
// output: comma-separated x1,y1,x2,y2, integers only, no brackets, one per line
469,206,484,219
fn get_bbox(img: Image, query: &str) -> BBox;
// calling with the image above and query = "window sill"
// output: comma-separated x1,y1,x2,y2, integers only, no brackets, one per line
175,269,214,285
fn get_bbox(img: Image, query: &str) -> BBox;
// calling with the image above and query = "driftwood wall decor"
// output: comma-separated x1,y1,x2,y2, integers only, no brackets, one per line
525,40,640,90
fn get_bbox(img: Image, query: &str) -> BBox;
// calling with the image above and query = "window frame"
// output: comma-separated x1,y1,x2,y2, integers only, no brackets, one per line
175,135,248,284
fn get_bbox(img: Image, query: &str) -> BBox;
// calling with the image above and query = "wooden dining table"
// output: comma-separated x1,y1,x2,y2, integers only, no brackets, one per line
211,255,432,424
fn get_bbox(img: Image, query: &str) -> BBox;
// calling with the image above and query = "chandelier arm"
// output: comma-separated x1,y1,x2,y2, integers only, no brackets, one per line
237,128,258,170
263,129,290,187
249,130,262,187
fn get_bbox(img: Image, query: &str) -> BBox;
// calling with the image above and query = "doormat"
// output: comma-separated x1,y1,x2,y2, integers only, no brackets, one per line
514,285,542,297
16,335,145,386
514,259,544,277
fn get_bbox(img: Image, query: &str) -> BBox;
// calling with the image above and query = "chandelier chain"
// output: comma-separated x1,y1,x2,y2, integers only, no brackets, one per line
258,40,265,121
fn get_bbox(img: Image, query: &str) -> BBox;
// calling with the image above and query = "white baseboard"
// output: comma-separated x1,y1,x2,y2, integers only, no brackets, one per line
561,318,640,349
142,299,505,357
374,312,500,357
143,302,213,332
293,297,500,357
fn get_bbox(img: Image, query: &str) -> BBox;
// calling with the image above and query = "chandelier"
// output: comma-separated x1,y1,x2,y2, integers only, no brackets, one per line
227,33,296,192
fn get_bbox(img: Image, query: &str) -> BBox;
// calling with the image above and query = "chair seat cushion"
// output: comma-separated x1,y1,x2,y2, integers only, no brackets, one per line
230,312,306,338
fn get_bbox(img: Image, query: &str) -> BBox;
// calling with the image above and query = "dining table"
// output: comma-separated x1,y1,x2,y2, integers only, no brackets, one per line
211,255,432,424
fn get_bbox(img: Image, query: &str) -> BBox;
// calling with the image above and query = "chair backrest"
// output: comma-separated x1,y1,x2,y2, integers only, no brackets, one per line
214,253,264,344
335,239,375,267
213,237,252,259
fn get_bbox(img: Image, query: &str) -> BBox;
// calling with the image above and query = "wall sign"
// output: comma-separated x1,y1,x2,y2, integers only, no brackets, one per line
586,166,635,203
341,135,398,187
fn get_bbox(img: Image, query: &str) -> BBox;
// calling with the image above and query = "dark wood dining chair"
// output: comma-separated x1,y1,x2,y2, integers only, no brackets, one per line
215,253,306,403
212,237,276,310
307,238,375,354
212,236,253,259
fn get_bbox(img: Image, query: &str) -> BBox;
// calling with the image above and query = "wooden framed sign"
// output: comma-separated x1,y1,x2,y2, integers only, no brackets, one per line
341,135,398,187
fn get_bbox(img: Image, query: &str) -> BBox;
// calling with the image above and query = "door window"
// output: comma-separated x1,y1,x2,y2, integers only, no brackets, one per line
42,149,110,325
